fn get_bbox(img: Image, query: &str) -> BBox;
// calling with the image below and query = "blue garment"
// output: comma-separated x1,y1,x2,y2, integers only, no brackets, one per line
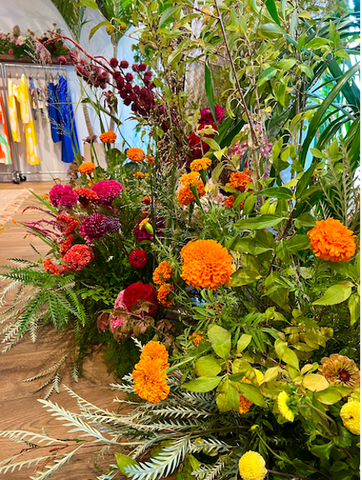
57,76,79,163
47,82,60,143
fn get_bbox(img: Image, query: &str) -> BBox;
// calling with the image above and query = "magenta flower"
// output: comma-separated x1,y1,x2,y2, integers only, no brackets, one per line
133,215,164,243
49,184,78,207
91,180,123,205
79,213,121,243
58,56,67,65
200,106,225,124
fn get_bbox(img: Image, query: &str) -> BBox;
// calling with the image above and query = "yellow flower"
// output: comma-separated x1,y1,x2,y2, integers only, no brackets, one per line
319,354,360,389
277,391,295,422
190,157,212,171
139,218,150,230
238,451,267,480
340,401,360,435
254,370,264,384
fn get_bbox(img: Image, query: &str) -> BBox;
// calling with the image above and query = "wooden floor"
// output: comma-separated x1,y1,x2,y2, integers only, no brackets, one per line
0,182,123,479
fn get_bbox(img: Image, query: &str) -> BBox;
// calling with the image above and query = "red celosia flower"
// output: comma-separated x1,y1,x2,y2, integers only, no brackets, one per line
129,249,148,268
63,244,95,271
56,214,79,237
60,237,74,256
123,282,159,317
43,258,68,275
141,196,151,205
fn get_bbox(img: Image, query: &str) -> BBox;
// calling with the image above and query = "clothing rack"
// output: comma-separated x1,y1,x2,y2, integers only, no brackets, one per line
0,63,67,183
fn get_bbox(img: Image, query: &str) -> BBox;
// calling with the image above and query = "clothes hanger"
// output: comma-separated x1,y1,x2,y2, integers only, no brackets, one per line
15,69,19,80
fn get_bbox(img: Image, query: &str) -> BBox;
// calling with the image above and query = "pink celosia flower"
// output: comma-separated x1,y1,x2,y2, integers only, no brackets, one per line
15,36,24,46
199,106,225,124
49,184,78,207
0,33,7,40
91,180,123,205
110,290,127,331
8,49,13,55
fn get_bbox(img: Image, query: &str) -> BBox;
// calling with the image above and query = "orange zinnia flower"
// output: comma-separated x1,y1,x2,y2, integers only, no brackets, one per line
140,341,169,370
181,239,233,290
99,131,117,144
319,354,360,389
153,261,173,285
127,147,146,162
190,157,212,172
157,284,174,308
307,218,356,263
78,162,96,175
132,358,170,403
225,195,235,209
226,170,252,192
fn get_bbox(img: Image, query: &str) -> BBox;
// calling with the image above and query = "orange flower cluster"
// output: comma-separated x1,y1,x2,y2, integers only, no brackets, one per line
190,157,212,171
181,239,233,290
178,180,206,206
78,162,96,175
226,170,252,192
132,341,170,403
237,377,253,414
136,172,144,179
319,354,360,389
153,261,173,285
157,284,174,308
43,258,68,276
146,155,154,164
225,195,235,209
141,196,151,205
127,147,146,162
180,172,199,188
189,331,204,346
99,131,117,144
307,218,356,263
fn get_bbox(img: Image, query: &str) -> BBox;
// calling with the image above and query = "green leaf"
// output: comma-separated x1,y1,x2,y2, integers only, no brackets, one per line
286,234,310,254
237,334,252,353
259,23,284,38
265,0,281,25
208,324,231,359
313,284,352,306
278,59,297,70
182,376,222,392
229,269,261,287
194,356,222,377
216,378,239,412
257,67,278,86
236,214,285,230
265,273,290,311
310,442,334,460
205,61,216,123
115,453,138,474
282,347,299,370
295,162,317,198
243,194,256,214
294,212,316,228
310,148,325,159
158,6,180,27
303,374,329,392
89,21,110,40
231,237,273,255
348,293,360,326
236,381,266,407
305,37,331,50
77,0,97,8
315,386,343,405
260,187,293,199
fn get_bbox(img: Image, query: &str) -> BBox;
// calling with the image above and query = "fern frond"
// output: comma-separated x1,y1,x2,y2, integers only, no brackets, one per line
0,430,68,446
0,455,51,475
29,446,83,480
23,355,68,383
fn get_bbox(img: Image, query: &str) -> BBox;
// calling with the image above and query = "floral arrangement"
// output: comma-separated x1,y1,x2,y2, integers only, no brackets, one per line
0,0,360,478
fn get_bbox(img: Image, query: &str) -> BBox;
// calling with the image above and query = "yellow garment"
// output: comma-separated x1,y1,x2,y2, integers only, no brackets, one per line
7,79,20,143
16,75,40,165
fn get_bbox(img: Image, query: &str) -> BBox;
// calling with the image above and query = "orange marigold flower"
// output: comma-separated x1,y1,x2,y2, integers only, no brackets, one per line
190,157,212,171
141,196,151,205
319,354,360,389
99,131,117,144
181,239,233,290
127,147,145,162
189,331,204,346
132,358,170,403
146,155,154,164
153,261,173,285
307,218,356,263
78,162,96,175
237,377,253,414
226,170,252,192
136,172,144,179
180,172,199,188
140,341,169,370
225,195,235,209
157,284,174,308
177,187,196,206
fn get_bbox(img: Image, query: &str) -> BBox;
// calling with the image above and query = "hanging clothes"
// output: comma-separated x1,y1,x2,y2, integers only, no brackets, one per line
0,95,13,165
57,75,79,163
16,74,40,165
7,79,20,143
47,81,60,143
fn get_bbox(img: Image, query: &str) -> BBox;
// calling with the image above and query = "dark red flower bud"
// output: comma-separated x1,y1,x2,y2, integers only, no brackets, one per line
120,60,129,68
110,58,119,68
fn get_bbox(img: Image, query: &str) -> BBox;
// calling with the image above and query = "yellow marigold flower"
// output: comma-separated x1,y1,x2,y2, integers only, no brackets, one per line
127,147,146,163
226,170,252,192
340,401,360,435
319,354,360,389
157,283,174,308
153,261,173,285
277,391,295,422
238,377,253,414
238,451,267,480
132,358,170,404
139,218,150,231
180,172,200,188
181,239,233,290
78,162,96,175
136,172,144,179
307,218,356,262
190,157,212,171
224,195,235,209
99,131,117,144
141,341,169,370
146,155,154,164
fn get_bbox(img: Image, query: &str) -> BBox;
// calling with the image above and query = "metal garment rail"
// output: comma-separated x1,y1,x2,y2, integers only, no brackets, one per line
0,63,67,183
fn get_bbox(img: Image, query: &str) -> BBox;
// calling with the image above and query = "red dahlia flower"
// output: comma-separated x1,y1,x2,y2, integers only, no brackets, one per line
129,249,148,268
123,282,159,317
